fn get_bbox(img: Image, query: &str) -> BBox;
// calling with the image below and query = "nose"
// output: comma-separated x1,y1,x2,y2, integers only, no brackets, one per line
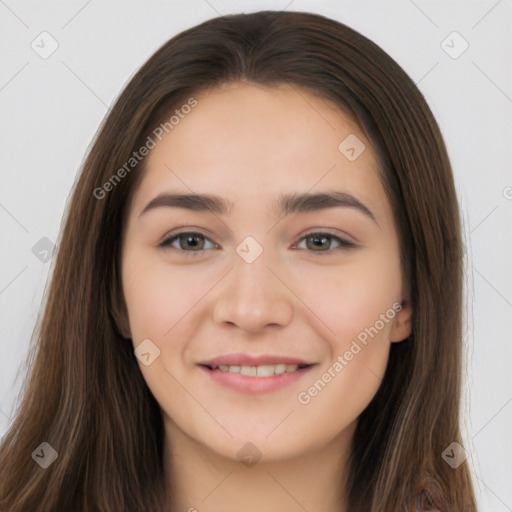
212,250,294,334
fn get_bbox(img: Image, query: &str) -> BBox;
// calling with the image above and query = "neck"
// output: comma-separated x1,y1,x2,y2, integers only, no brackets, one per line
163,417,354,512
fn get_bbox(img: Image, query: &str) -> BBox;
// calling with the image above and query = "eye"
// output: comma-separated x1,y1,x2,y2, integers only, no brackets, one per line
158,231,217,256
158,230,355,257
293,232,356,254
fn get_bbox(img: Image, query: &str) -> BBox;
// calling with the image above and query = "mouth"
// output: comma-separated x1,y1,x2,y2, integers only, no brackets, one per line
200,362,314,378
197,355,317,394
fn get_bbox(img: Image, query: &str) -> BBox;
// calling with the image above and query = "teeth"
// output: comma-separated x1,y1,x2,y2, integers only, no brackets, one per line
256,365,275,377
240,366,257,376
211,363,301,377
274,364,287,375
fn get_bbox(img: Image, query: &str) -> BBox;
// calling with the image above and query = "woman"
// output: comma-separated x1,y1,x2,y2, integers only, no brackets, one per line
0,10,478,511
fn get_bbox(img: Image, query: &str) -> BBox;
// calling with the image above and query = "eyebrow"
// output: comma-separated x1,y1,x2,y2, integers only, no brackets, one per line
138,190,378,226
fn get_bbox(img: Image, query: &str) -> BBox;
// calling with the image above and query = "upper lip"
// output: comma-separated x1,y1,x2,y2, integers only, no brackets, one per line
199,353,313,367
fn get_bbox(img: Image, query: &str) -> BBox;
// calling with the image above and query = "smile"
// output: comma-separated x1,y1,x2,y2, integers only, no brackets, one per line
206,363,312,377
198,363,316,394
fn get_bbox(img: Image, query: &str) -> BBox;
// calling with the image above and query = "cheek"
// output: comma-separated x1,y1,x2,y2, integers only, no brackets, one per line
122,254,184,342
290,249,402,351
122,257,197,401
294,254,400,420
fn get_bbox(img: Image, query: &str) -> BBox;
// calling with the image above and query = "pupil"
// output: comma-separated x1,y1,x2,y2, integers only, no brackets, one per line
185,235,201,249
311,235,328,250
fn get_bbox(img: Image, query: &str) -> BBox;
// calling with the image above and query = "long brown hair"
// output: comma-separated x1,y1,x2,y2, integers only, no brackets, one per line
0,11,477,511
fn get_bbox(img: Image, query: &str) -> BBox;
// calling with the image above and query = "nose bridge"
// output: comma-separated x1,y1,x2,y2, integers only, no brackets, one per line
212,238,294,332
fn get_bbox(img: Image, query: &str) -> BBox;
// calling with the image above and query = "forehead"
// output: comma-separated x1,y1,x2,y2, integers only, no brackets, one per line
131,82,390,223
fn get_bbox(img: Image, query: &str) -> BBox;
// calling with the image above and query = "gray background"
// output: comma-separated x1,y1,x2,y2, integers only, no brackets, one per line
1,1,511,509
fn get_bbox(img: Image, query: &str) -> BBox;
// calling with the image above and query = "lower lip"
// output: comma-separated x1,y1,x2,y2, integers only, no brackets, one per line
198,365,314,394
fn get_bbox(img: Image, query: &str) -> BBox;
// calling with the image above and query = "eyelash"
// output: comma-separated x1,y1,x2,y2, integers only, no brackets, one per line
158,230,356,257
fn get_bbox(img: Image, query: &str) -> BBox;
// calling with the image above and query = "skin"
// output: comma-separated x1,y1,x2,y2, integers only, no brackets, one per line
121,81,412,512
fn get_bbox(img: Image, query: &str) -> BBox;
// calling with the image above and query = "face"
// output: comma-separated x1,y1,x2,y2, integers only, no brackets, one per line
121,81,412,463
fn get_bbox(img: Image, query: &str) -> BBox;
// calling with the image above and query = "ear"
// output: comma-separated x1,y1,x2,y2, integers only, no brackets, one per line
389,298,412,343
